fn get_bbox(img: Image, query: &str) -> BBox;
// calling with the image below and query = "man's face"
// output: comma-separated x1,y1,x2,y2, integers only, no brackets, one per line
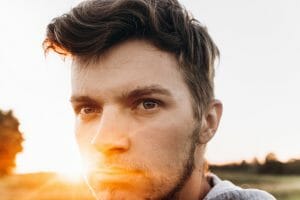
71,40,202,200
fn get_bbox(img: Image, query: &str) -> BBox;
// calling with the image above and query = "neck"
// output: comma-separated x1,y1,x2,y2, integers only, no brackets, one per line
176,145,211,200
176,168,211,200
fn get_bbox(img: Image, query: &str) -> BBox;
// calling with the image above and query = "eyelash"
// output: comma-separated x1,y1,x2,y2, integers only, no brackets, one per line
73,98,163,117
74,104,100,115
136,98,161,105
134,98,162,109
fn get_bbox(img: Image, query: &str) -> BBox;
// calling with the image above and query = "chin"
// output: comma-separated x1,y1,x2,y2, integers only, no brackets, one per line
93,189,148,200
84,167,181,200
85,172,153,200
85,176,174,200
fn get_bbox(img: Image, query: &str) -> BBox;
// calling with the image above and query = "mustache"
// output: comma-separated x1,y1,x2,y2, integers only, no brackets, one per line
84,156,151,174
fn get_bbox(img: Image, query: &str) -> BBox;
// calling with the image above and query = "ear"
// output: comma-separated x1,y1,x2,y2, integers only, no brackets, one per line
199,99,223,144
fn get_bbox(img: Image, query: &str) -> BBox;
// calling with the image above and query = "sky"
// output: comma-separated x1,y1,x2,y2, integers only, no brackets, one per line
0,0,299,174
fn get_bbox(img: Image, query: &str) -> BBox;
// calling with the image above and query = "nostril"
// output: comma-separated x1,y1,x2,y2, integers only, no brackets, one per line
104,147,128,155
91,137,130,155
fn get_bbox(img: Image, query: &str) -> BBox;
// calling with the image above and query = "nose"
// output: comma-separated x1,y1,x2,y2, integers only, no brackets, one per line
91,105,130,155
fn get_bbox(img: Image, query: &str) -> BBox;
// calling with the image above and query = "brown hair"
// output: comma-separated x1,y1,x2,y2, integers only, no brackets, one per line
43,0,219,119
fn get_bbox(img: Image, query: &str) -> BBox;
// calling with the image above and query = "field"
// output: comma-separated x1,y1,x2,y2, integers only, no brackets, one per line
0,173,94,200
213,169,300,200
1,171,300,199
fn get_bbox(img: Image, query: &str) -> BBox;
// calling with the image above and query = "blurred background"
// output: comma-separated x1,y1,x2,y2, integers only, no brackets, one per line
0,0,299,199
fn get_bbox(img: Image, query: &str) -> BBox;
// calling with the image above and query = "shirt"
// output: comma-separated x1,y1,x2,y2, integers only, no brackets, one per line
203,173,276,200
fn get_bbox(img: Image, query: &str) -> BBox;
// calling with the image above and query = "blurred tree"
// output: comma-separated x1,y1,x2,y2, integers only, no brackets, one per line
239,160,248,170
283,159,300,174
258,152,284,174
0,109,24,176
265,153,278,162
250,157,260,168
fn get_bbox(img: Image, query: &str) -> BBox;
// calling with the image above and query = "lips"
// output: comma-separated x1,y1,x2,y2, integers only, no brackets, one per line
87,166,144,189
86,164,143,177
95,166,140,175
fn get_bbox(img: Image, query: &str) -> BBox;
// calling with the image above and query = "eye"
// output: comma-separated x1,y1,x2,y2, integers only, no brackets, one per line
142,100,158,109
76,105,102,120
80,106,101,115
137,99,160,110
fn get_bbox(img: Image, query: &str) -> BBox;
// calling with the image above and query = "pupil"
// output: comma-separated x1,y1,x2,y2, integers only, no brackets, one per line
84,107,93,113
143,101,156,109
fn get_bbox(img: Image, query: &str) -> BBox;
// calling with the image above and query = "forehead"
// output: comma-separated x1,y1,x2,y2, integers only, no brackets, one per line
71,39,189,98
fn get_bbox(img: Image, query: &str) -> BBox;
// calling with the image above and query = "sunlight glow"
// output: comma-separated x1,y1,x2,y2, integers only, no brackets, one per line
57,168,84,183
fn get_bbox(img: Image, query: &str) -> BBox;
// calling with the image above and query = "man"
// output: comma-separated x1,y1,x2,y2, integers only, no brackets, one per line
44,0,276,199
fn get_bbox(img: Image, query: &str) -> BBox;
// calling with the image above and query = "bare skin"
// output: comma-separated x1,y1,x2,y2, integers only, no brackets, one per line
70,39,222,200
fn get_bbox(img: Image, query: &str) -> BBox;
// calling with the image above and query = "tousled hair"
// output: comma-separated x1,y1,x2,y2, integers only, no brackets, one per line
44,0,219,119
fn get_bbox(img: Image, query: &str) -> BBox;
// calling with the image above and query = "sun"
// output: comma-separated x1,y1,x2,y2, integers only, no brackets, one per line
54,153,85,183
56,166,84,183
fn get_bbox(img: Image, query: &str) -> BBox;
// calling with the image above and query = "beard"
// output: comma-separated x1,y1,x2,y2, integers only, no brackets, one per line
158,126,200,200
87,126,201,200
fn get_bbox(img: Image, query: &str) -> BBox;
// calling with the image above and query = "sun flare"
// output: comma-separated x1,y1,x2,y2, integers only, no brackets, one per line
57,168,84,183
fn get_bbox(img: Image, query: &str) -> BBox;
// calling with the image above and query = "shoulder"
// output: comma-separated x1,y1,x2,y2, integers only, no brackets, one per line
203,173,276,200
205,189,276,200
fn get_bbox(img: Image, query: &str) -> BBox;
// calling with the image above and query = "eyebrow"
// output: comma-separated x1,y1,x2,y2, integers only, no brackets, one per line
70,95,98,104
70,85,172,104
120,85,172,101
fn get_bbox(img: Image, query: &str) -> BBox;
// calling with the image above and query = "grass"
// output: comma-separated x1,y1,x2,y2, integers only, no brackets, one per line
212,169,300,200
1,171,300,199
0,173,94,200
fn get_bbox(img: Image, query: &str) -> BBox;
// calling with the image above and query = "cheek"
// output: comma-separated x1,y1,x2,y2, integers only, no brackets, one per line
75,120,98,153
131,116,194,170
